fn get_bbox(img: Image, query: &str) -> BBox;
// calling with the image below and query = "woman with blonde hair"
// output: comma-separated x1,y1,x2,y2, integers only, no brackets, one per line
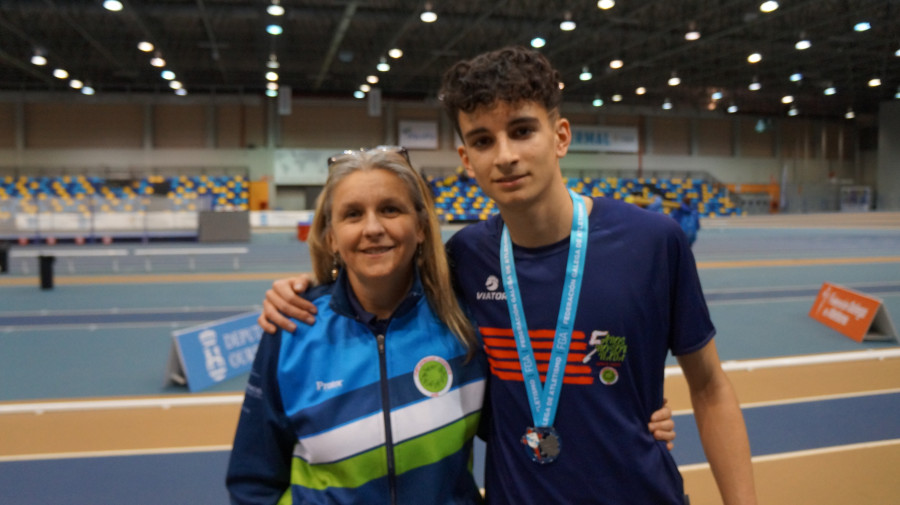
227,147,486,505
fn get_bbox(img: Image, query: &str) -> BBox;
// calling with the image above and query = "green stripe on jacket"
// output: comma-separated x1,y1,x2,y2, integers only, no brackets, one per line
290,411,481,492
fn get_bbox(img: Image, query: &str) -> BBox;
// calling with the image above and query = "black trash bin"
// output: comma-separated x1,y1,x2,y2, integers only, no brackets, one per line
0,240,9,274
39,255,55,289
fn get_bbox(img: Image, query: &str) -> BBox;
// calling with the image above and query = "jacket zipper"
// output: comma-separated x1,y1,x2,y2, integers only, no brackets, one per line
376,332,398,505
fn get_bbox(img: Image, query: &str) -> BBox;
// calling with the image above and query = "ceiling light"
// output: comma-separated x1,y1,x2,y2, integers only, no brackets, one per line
558,82,565,90
377,57,390,72
266,24,283,35
82,85,96,95
895,87,900,99
727,104,738,113
161,70,176,80
759,1,779,13
560,12,576,31
420,3,437,23
609,59,623,69
781,95,794,104
795,35,811,50
868,78,881,87
150,53,166,67
31,52,47,66
579,66,592,81
354,90,365,99
684,22,700,41
635,86,646,95
175,88,187,96
530,37,546,48
53,69,68,79
267,54,279,69
103,0,123,12
169,81,182,90
749,78,761,91
367,75,379,84
662,98,673,110
845,108,855,119
597,0,615,9
747,52,762,63
667,72,680,86
266,71,279,81
267,82,279,90
266,89,278,98
69,79,83,89
267,1,285,16
612,94,622,102
360,84,371,93
388,48,403,59
790,72,802,82
854,22,871,32
788,106,798,116
138,41,154,52
711,91,723,100
592,96,604,107
824,86,836,95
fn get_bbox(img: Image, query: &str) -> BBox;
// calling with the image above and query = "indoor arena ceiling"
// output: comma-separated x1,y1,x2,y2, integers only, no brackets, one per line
0,0,897,120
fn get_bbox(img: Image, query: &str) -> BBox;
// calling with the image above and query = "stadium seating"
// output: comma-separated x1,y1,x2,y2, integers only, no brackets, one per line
426,170,742,223
0,175,249,215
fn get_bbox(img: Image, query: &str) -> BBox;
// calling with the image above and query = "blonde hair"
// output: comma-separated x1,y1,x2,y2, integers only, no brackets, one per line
307,149,476,356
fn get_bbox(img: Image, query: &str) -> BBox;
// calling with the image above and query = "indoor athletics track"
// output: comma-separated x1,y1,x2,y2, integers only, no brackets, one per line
1,212,899,504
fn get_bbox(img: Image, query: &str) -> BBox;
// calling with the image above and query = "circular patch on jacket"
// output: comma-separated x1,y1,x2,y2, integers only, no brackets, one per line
414,356,452,397
599,366,619,385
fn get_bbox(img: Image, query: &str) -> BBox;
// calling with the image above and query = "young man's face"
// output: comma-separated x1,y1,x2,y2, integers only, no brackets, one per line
456,100,571,210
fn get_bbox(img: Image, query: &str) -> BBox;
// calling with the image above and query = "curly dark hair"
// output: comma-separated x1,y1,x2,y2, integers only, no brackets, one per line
439,46,562,136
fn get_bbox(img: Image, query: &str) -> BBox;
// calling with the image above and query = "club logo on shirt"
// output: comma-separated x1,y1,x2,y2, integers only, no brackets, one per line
581,329,627,385
413,356,453,397
599,366,619,385
476,274,507,301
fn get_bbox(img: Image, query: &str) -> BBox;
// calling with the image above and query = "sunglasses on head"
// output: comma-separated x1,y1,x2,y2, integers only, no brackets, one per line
327,145,410,167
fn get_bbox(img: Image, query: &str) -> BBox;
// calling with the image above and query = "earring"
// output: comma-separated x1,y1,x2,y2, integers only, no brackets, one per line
331,255,340,281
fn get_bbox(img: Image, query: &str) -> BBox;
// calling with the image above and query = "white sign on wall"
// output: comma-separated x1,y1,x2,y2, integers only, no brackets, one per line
273,149,333,185
399,120,439,149
570,125,639,153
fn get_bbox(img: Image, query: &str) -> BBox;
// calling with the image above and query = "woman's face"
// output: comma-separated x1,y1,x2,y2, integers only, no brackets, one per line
328,168,424,291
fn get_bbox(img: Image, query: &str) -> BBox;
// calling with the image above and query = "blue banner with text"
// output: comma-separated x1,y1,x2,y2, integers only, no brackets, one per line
168,311,262,392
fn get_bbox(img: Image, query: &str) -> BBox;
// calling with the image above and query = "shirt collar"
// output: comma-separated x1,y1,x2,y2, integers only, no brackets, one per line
331,267,425,332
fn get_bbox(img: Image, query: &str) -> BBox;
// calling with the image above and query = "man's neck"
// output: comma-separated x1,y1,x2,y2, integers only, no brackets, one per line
499,184,591,248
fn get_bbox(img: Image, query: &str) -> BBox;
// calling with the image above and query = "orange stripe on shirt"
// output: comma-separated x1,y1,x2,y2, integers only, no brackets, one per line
491,368,595,385
488,358,593,375
484,337,588,351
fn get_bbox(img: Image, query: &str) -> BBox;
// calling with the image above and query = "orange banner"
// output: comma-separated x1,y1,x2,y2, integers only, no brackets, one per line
809,282,884,342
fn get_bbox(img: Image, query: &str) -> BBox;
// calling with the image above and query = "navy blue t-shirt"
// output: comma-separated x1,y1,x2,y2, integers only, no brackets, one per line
446,196,715,505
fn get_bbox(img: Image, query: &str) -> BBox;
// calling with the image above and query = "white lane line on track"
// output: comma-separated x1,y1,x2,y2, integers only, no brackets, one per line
677,438,900,472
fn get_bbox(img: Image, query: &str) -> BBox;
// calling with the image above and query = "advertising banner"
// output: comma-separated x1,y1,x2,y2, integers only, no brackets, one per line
166,311,262,392
809,282,898,342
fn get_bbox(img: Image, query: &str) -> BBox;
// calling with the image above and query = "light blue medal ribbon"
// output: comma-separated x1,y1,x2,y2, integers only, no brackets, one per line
500,189,588,431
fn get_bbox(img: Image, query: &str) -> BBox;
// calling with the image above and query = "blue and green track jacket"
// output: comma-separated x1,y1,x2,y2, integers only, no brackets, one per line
227,271,487,505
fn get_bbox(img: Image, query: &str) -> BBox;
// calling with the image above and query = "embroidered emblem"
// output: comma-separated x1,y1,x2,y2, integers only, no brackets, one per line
599,366,619,385
413,356,452,397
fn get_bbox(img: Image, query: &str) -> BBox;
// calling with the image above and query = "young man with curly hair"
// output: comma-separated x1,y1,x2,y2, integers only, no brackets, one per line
437,45,756,505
